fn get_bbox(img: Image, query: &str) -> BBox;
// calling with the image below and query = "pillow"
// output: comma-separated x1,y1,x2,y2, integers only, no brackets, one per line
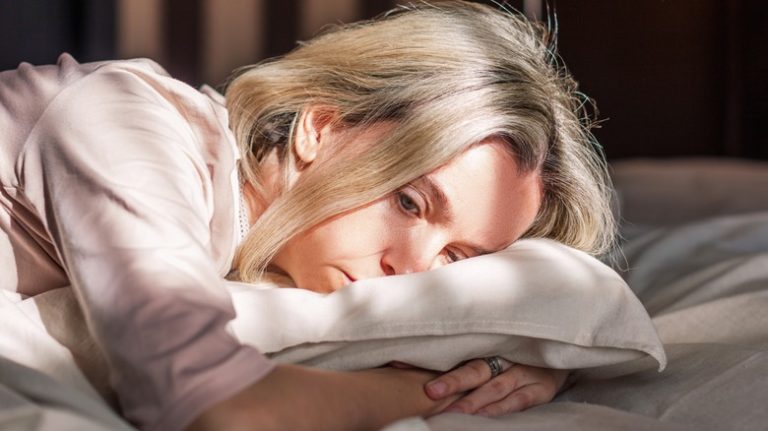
612,158,768,228
229,238,667,372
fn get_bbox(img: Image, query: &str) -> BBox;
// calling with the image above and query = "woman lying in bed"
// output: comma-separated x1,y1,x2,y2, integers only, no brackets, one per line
0,1,614,430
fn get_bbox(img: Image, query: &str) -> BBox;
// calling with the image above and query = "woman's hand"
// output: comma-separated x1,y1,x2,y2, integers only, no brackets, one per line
424,359,569,417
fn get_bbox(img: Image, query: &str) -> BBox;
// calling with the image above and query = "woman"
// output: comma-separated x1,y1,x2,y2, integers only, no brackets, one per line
0,1,614,430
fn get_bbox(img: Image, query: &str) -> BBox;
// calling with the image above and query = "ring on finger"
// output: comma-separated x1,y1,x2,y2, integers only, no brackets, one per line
483,356,505,378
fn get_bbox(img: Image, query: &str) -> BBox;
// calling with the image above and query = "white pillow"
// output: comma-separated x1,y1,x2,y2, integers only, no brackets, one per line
229,239,667,372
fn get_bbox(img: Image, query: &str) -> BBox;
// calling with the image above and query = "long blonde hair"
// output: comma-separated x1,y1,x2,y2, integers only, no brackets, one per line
226,1,615,282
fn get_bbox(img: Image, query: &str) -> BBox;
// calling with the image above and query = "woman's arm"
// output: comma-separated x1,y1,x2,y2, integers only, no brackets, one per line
18,63,272,430
188,364,458,431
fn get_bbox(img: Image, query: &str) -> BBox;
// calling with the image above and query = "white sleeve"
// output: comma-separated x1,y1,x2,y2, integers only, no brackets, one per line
17,66,274,431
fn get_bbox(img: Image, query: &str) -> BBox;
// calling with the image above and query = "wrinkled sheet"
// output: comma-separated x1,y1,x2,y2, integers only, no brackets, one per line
1,212,767,430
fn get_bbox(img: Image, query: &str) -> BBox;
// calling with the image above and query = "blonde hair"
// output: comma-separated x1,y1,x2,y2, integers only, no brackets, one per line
226,0,615,282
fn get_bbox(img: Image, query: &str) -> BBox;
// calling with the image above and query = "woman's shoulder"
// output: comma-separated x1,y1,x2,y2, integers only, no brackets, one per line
52,52,171,78
51,54,206,118
0,54,173,108
4,53,236,160
0,54,183,156
1,53,217,125
60,54,235,154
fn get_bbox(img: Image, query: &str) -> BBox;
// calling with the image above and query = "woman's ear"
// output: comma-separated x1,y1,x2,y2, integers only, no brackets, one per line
294,106,337,167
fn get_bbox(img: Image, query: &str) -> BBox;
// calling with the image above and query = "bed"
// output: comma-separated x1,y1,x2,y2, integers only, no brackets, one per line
1,158,767,430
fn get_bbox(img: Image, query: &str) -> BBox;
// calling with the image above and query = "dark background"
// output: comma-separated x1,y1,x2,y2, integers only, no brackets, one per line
1,0,766,160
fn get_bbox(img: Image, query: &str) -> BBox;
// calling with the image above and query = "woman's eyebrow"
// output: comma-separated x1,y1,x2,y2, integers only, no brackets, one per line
417,176,452,222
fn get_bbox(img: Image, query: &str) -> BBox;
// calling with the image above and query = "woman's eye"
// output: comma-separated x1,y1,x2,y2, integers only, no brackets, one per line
396,190,421,215
446,249,464,263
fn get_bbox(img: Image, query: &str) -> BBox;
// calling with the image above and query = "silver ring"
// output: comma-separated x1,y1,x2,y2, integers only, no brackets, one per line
484,356,504,378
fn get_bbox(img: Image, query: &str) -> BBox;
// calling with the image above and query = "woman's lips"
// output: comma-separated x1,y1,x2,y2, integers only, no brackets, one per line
340,269,357,283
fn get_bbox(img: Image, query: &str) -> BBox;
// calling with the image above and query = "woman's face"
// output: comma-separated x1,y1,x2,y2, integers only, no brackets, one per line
270,130,543,293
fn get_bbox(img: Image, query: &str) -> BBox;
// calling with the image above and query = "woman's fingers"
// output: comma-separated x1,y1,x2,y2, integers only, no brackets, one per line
440,365,566,416
475,383,553,416
425,358,512,400
441,366,523,413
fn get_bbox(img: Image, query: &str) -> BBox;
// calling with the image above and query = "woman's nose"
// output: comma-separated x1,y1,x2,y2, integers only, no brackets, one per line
380,235,443,276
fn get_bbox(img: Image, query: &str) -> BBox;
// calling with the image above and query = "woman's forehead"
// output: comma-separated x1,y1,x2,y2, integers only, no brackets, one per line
426,142,542,251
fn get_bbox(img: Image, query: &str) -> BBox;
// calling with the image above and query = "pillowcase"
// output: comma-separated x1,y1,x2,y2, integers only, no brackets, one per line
228,238,667,372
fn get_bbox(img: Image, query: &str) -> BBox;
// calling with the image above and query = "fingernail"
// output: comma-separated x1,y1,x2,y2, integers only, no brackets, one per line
426,381,447,398
443,406,463,414
476,409,490,417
